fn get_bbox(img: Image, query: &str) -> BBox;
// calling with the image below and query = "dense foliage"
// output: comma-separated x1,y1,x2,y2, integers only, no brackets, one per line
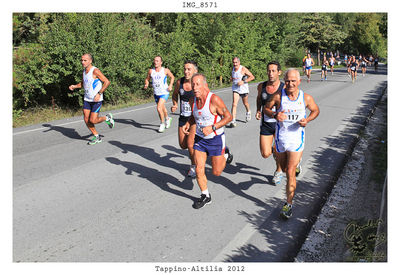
13,13,387,110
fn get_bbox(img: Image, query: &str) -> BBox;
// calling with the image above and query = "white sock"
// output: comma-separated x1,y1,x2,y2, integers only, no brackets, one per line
201,189,210,197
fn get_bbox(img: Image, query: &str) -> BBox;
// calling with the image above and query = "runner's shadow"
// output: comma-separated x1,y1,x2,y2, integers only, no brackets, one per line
42,123,91,140
114,118,159,132
162,145,273,186
109,140,194,188
106,156,196,201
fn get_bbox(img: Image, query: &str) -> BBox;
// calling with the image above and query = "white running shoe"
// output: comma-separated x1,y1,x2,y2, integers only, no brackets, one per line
272,171,283,185
188,165,196,178
245,111,251,122
165,117,172,129
158,123,166,133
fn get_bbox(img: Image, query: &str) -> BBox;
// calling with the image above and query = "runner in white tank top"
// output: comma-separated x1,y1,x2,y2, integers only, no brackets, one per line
304,53,314,83
193,91,224,139
150,67,169,96
144,56,175,133
263,69,320,219
182,74,233,209
275,88,306,152
83,66,103,102
68,53,114,145
229,57,255,127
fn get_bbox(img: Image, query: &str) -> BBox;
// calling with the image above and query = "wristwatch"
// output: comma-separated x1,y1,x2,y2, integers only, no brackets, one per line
212,125,217,131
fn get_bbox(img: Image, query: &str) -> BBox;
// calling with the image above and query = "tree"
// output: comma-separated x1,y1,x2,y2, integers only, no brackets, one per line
298,13,347,64
351,13,387,57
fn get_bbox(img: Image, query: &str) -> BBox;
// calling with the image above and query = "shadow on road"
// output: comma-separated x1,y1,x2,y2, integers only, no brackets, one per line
113,118,158,132
42,123,91,140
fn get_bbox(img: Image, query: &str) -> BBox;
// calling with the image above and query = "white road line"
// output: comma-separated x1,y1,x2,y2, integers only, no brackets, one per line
12,86,236,136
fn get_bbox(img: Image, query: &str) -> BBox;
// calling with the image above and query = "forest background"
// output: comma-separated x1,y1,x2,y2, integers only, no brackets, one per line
12,13,387,127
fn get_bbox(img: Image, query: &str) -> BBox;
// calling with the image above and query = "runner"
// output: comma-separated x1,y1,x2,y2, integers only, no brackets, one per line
171,60,198,177
144,56,175,133
346,55,352,78
264,69,320,219
374,56,379,72
329,54,335,75
255,61,284,184
302,51,308,76
183,73,233,209
68,53,114,145
304,53,314,83
361,55,368,76
350,55,359,83
368,55,373,67
321,55,329,81
229,57,255,127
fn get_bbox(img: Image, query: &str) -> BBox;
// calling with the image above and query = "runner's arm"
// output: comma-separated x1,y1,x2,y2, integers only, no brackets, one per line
165,68,175,91
69,80,82,91
242,67,255,83
299,93,320,127
255,83,263,120
93,68,110,94
201,95,232,136
171,78,180,112
144,69,151,89
264,93,285,121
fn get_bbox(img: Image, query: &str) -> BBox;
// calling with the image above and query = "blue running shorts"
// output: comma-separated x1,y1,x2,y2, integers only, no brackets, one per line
194,134,226,157
83,100,102,113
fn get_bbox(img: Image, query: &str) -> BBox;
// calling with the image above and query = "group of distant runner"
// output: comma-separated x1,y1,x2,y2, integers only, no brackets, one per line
69,53,322,219
302,51,379,83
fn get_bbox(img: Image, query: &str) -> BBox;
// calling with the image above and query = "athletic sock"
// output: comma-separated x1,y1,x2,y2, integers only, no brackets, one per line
201,189,210,198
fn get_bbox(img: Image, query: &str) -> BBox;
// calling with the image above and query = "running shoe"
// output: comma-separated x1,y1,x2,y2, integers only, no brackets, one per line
280,203,292,219
88,135,102,145
105,113,115,129
188,165,196,178
192,194,212,209
272,171,283,185
158,123,166,133
165,117,173,129
295,162,302,177
224,147,233,164
245,111,251,122
230,121,237,128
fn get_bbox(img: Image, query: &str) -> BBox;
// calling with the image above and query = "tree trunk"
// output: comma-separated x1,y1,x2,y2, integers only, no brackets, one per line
317,48,321,66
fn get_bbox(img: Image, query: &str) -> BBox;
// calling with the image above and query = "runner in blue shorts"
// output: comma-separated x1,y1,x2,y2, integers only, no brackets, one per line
264,69,320,219
304,53,314,83
183,74,233,209
69,53,114,145
144,56,175,133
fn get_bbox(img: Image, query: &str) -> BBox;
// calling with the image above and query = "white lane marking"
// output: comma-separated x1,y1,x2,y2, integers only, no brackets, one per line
12,86,237,136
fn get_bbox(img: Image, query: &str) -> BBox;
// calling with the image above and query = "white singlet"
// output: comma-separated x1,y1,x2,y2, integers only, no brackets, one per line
275,89,306,152
83,66,103,102
151,67,169,96
193,91,224,139
305,58,312,68
231,65,249,94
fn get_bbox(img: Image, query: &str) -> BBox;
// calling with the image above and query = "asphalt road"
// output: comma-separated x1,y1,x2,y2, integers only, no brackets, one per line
13,66,387,262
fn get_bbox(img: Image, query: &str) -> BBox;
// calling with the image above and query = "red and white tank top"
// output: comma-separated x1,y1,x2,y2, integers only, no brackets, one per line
193,91,224,139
